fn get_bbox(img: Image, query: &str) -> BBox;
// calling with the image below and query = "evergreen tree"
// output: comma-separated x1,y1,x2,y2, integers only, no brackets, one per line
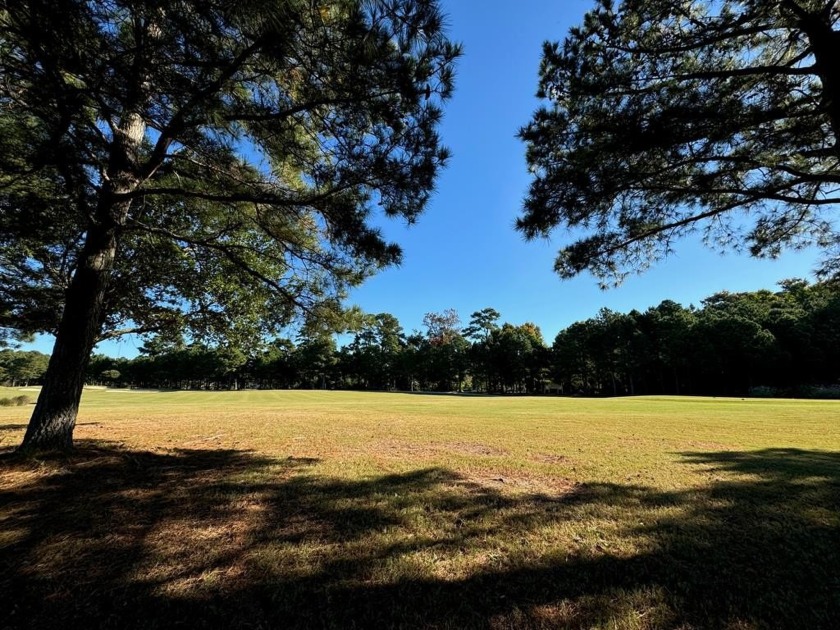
519,0,840,285
0,0,459,450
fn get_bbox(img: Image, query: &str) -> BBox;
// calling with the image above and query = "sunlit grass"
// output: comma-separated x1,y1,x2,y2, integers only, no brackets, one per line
2,389,839,628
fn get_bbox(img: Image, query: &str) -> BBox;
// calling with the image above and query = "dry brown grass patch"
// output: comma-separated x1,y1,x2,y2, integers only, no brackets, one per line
455,470,580,499
529,452,572,465
372,438,509,459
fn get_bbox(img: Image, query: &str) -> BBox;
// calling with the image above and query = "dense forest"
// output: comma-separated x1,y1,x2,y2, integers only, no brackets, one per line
5,280,839,398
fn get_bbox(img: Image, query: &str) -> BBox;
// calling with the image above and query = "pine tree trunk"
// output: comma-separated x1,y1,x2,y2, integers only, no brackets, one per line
19,222,119,451
19,111,145,452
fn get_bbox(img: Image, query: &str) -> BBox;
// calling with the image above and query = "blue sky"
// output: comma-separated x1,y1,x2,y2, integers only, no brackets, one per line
341,0,821,338
27,0,823,358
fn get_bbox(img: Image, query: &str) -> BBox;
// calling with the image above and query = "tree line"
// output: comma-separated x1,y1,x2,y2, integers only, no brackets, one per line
0,349,49,387
74,280,840,398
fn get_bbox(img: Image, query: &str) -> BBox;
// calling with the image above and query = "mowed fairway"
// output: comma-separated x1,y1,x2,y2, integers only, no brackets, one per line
2,390,839,629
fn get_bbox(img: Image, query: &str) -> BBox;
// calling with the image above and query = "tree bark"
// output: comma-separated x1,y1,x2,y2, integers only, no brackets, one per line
19,112,146,452
789,3,840,150
19,223,118,450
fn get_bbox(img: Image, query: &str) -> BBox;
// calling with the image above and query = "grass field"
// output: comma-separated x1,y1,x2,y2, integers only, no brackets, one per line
2,389,839,629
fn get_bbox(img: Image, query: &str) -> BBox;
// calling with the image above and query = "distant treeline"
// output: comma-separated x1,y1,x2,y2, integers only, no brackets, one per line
76,279,840,398
0,349,49,387
8,281,839,397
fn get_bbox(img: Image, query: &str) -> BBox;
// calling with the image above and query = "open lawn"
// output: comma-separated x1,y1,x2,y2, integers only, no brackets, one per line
2,389,839,629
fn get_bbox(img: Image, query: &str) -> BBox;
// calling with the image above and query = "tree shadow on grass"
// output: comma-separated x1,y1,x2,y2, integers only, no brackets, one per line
1,444,839,629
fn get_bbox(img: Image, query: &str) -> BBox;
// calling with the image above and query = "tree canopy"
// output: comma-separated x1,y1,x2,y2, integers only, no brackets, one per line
0,0,459,449
518,0,840,285
74,279,840,398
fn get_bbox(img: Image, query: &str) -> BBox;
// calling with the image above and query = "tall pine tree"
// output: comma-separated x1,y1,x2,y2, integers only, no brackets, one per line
0,0,459,450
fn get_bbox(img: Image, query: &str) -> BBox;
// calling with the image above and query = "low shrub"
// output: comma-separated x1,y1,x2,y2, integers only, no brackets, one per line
794,384,840,399
0,395,34,406
749,384,840,399
748,385,778,398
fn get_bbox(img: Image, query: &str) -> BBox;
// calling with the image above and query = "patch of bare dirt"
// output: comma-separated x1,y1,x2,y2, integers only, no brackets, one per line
529,452,570,465
372,439,509,459
443,441,508,456
457,471,579,498
371,439,436,458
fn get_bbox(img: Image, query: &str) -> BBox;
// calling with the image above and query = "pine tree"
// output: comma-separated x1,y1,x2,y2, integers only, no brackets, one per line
0,0,459,450
519,0,840,286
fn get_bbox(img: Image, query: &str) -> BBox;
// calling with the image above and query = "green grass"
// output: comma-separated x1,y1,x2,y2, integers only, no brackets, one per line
2,389,839,628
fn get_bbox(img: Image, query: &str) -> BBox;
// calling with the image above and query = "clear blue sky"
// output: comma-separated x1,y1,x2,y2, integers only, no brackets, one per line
27,0,822,358
341,0,821,339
